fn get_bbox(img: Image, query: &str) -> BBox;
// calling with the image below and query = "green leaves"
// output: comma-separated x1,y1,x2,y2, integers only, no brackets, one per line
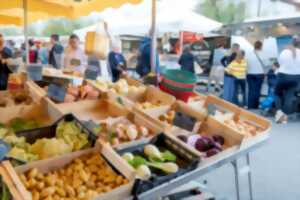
128,156,147,168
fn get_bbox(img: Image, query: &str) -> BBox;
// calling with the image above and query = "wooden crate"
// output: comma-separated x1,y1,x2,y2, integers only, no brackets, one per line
0,98,61,125
0,146,135,200
100,111,165,150
134,100,207,132
204,95,240,120
166,116,245,163
109,85,176,110
51,99,130,123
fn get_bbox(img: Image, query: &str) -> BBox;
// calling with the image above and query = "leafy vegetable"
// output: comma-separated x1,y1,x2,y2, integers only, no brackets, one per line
147,162,179,174
128,156,147,168
7,147,38,162
30,138,72,159
161,150,177,162
9,118,41,132
56,121,89,151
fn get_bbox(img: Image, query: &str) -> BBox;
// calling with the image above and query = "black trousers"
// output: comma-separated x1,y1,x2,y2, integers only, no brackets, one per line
247,74,264,109
274,73,300,114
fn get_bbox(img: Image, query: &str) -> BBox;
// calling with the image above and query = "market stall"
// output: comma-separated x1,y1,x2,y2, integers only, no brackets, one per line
0,70,271,200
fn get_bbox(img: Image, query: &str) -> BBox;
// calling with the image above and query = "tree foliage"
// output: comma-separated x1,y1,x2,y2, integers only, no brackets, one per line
195,0,246,24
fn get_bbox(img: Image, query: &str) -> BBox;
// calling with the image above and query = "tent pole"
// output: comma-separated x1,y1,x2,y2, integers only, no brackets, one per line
23,0,29,65
150,0,157,73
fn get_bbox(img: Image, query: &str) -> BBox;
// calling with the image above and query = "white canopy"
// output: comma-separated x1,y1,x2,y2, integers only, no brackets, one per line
74,8,222,39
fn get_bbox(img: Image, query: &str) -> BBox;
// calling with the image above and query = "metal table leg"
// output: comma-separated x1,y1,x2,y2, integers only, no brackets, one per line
247,153,254,200
232,160,241,200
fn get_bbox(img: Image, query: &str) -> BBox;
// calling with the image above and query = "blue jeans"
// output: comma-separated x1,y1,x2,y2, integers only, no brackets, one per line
223,74,235,103
247,74,264,109
274,73,300,114
233,78,246,107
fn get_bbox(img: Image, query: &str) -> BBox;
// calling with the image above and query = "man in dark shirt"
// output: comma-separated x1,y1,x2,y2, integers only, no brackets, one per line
108,43,127,82
178,45,196,73
0,34,13,90
49,34,64,69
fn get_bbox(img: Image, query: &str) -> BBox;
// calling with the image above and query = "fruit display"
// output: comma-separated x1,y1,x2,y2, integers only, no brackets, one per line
95,79,146,97
213,111,262,137
7,74,25,90
158,110,176,124
177,134,225,158
122,144,179,180
96,120,154,146
0,120,90,163
0,90,33,108
19,153,129,200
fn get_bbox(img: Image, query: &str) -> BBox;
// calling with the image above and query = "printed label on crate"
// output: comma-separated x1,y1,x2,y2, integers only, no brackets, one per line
27,65,43,81
47,83,66,102
85,66,98,80
173,112,197,132
0,140,9,161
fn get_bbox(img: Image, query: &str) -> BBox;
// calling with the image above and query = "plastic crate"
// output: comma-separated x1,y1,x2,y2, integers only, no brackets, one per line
118,134,199,196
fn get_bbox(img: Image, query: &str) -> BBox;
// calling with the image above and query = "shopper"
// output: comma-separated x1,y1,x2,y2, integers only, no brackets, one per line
207,44,226,92
0,34,13,90
136,37,160,77
63,34,86,74
108,40,127,82
38,42,49,65
274,38,300,123
178,45,196,74
29,39,38,63
225,50,247,107
49,34,64,69
247,41,270,109
221,43,240,103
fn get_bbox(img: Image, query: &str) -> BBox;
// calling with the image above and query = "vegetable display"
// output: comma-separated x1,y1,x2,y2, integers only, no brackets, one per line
213,111,262,137
0,120,90,163
19,153,129,200
96,121,153,146
95,79,146,97
136,101,164,110
64,84,100,103
158,110,176,124
0,90,33,108
178,134,225,158
122,144,178,180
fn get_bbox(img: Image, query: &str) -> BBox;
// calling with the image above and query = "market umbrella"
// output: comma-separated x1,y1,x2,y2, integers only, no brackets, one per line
0,0,142,63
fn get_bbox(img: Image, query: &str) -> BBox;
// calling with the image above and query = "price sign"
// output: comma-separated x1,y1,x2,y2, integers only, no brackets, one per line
47,83,66,102
70,58,81,66
0,140,9,161
173,112,197,132
27,65,42,81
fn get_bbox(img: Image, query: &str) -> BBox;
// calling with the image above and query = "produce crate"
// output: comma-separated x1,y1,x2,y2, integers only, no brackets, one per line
0,98,62,127
52,99,130,124
167,116,244,163
134,101,207,132
98,111,165,150
231,109,271,149
204,95,240,119
1,146,135,200
109,85,176,111
3,114,97,164
117,133,199,196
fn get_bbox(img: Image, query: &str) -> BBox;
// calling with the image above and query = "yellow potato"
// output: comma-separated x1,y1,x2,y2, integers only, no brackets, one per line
40,187,56,198
28,168,38,179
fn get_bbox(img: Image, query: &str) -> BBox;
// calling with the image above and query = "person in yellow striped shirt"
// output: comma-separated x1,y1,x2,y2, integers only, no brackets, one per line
225,50,247,107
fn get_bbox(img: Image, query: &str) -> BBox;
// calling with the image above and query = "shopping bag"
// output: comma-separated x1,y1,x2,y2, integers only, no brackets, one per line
85,22,110,60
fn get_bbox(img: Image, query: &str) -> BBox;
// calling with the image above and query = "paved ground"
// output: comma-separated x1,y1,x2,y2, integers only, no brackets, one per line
197,119,300,200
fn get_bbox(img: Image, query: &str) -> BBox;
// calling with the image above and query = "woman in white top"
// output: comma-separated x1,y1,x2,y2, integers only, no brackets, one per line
275,38,300,123
63,34,87,75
